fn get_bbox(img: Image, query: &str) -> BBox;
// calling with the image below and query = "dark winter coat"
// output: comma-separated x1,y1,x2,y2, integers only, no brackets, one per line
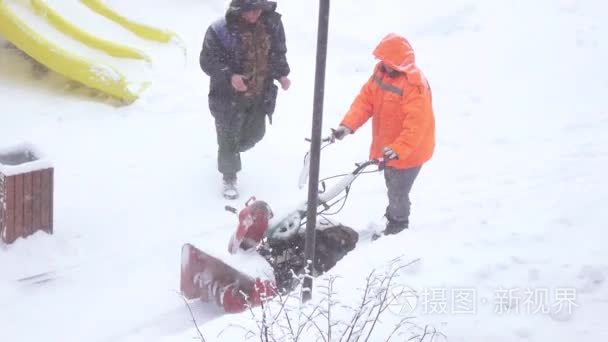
200,1,290,118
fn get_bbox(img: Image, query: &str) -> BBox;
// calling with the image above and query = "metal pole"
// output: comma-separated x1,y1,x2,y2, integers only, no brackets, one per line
302,0,330,303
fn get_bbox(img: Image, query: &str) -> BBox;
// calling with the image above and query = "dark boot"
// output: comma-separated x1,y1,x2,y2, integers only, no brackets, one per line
223,173,237,183
384,217,408,235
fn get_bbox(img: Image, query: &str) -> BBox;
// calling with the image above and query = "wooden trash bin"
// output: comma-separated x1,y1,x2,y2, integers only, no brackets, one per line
0,144,53,244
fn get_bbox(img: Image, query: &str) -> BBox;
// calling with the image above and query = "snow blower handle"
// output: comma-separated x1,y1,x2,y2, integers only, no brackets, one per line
304,136,334,143
298,134,336,189
269,157,387,240
318,158,385,205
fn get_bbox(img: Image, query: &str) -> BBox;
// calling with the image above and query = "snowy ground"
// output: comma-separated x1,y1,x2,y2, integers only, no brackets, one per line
1,0,607,341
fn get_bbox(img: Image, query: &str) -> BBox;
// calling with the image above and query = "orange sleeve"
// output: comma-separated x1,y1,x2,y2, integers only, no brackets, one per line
340,77,374,132
389,86,433,159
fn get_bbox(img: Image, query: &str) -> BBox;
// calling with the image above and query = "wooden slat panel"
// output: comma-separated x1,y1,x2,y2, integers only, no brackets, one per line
0,174,5,242
40,170,49,234
14,174,24,242
7,176,16,243
49,169,54,234
1,168,54,244
23,172,33,237
6,177,17,243
32,171,42,232
40,169,53,234
4,176,16,244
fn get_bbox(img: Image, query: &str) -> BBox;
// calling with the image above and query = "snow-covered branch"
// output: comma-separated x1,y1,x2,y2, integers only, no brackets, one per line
216,257,445,341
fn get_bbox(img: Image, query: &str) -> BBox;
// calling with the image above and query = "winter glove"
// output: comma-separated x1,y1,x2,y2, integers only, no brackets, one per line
331,125,352,141
383,146,398,160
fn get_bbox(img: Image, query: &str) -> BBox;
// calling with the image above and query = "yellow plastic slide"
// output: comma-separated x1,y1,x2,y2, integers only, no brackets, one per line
80,0,177,43
0,0,178,103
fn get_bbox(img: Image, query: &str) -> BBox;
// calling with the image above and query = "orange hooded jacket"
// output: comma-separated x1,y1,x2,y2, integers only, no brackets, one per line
340,33,435,169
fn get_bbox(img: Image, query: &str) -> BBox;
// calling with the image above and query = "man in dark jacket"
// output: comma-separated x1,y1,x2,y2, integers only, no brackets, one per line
200,0,291,199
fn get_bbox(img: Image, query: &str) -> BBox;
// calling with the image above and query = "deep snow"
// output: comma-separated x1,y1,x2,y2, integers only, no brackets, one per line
1,0,607,341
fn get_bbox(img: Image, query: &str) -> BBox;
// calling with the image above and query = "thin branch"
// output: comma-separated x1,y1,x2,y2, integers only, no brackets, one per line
364,259,421,342
257,286,271,342
384,316,415,341
409,325,431,341
326,276,336,342
179,294,206,342
271,289,292,322
243,290,265,339
284,310,296,341
295,304,322,341
311,319,328,342
218,324,257,341
340,269,376,342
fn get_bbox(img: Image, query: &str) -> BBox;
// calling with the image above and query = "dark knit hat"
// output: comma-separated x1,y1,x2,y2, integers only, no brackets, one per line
228,0,275,13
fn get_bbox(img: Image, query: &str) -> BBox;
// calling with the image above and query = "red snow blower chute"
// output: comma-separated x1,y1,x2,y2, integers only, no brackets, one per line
227,198,274,254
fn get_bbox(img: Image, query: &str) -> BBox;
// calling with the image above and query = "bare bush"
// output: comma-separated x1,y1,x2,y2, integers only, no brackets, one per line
212,256,447,342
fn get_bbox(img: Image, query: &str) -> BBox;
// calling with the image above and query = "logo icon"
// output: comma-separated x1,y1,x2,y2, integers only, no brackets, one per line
387,285,419,315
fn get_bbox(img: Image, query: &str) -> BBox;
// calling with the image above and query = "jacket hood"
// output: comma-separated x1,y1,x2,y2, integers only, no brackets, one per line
226,0,277,21
373,33,416,73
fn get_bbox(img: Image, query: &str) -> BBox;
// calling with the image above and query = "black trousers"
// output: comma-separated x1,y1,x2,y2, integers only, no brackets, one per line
213,95,267,176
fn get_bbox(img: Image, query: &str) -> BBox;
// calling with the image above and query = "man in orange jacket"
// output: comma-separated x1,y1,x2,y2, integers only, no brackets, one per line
332,33,435,235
